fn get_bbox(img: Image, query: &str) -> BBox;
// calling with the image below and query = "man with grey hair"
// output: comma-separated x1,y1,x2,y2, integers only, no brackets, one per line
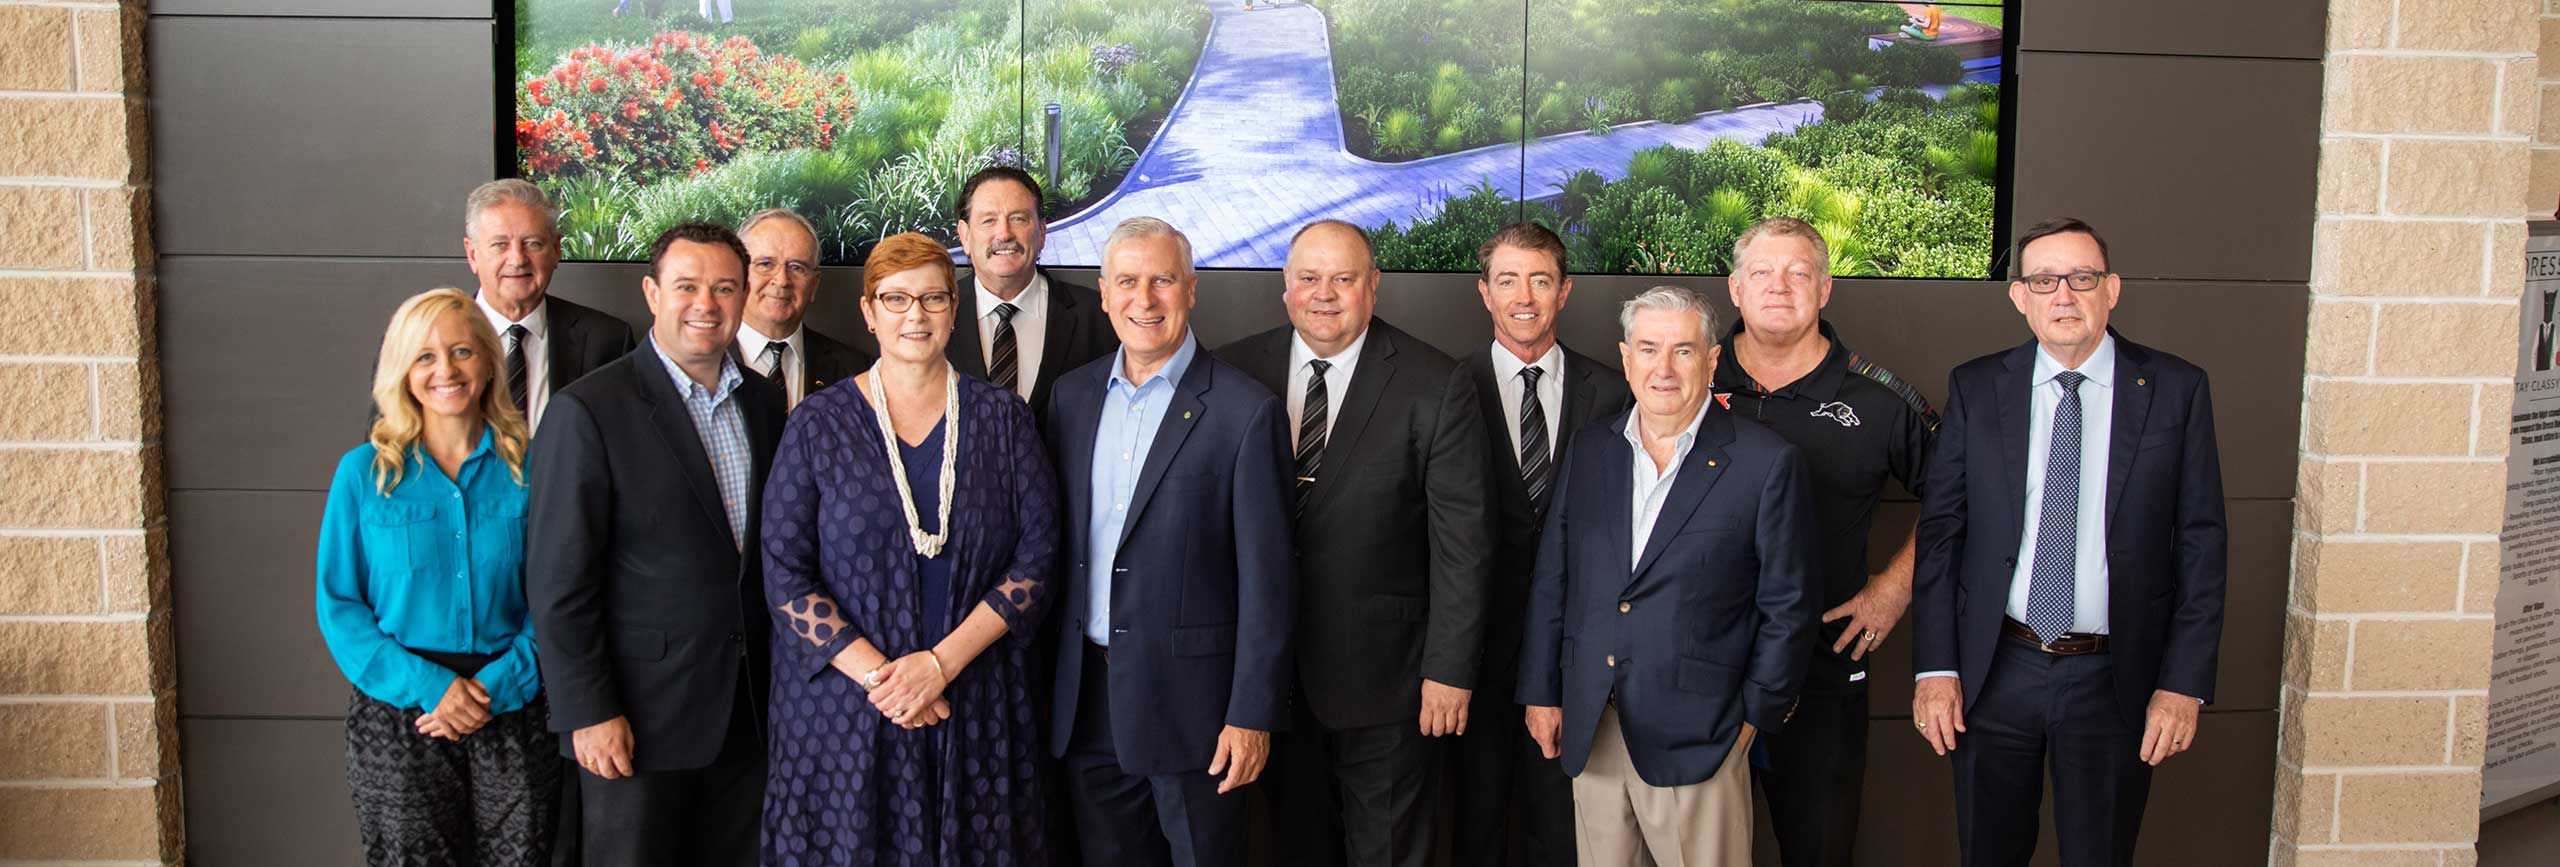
732,208,871,409
463,178,634,433
1715,216,1937,867
1519,285,1818,866
1046,216,1297,867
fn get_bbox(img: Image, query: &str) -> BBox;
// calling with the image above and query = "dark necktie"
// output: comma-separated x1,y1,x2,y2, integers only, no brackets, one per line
504,324,529,416
1294,359,1332,516
990,302,1020,393
1519,365,1552,508
2023,370,2087,645
759,340,791,406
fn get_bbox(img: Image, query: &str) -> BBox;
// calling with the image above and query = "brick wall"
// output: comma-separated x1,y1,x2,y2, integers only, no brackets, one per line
0,1,176,864
2276,0,2541,864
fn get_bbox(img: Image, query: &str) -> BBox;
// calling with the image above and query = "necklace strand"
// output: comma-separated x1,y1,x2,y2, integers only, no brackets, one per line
865,363,960,558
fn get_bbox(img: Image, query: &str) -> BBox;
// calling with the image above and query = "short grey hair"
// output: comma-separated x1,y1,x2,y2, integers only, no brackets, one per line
1101,217,1196,280
1618,285,1718,344
464,179,558,238
737,207,820,243
1731,216,1829,278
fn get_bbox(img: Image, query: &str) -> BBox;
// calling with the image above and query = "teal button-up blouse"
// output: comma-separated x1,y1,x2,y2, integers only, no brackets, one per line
314,429,540,713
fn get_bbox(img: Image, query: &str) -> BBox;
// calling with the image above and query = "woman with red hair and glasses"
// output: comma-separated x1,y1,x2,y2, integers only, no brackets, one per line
758,232,1062,865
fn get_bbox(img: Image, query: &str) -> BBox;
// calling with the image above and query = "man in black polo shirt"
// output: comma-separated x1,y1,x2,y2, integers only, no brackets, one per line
1715,217,1937,867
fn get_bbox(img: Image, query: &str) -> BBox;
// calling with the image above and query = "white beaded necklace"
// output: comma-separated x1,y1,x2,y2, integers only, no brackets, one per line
864,363,960,558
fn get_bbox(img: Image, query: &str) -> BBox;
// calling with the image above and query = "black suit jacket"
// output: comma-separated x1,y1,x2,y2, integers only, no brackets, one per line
1464,344,1632,690
1044,342,1298,775
1911,331,2228,728
525,342,787,771
1218,318,1494,730
1516,406,1819,785
543,295,639,391
951,270,1118,419
798,326,873,399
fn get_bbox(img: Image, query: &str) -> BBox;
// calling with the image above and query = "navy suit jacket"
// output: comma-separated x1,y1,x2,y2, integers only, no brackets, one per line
1911,331,2228,728
1044,342,1298,776
1517,405,1819,787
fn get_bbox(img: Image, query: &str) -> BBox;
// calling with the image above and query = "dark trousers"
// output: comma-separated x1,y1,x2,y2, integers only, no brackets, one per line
1267,704,1436,867
576,688,764,867
1062,643,1247,867
344,689,559,867
1952,635,2154,867
1447,681,1574,867
1754,687,1870,867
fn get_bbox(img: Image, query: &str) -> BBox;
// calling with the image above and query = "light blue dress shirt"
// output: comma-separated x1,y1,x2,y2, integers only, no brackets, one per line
653,336,754,549
314,428,541,713
1086,332,1199,646
1624,400,1712,568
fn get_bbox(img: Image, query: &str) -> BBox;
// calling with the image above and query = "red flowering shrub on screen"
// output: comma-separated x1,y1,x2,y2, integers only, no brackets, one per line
517,32,860,185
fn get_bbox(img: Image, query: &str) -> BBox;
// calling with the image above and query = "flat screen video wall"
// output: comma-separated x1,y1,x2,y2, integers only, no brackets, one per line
509,0,2011,276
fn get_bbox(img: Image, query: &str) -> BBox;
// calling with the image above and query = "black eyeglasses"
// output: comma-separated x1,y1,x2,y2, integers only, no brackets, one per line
2017,269,2110,294
872,291,955,313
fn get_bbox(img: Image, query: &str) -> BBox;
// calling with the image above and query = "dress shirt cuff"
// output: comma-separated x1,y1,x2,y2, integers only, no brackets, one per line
1914,670,1959,682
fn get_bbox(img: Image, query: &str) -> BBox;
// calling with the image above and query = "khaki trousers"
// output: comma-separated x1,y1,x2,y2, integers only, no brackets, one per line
1571,705,1754,867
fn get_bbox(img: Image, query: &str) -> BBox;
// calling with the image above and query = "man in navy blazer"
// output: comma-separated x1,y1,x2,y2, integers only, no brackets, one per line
1909,218,2227,867
1519,285,1818,865
1046,217,1297,867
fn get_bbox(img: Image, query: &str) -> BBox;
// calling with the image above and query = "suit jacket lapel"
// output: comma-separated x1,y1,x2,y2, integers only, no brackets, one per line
1563,352,1605,446
545,306,579,397
1308,325,1396,511
1594,412,1635,583
1472,348,1526,481
636,344,734,535
1035,274,1083,407
1995,340,2035,541
949,288,988,378
1630,411,1733,583
2105,337,2154,524
1056,373,1102,562
1117,363,1210,550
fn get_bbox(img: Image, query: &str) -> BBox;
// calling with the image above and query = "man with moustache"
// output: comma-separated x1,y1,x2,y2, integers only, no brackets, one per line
1715,218,1937,867
1218,220,1492,867
525,223,786,867
1451,222,1628,867
462,179,634,433
1046,217,1297,867
1910,218,2226,867
950,166,1117,418
734,208,873,409
1519,286,1818,866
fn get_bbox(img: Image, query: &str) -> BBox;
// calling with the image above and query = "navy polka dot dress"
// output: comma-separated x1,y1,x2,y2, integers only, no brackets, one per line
758,375,1059,867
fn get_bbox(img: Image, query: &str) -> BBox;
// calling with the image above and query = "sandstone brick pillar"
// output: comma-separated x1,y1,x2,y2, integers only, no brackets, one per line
2276,1,2541,863
0,1,177,863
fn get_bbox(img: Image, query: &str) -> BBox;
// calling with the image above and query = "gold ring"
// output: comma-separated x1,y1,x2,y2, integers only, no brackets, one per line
1915,721,1928,730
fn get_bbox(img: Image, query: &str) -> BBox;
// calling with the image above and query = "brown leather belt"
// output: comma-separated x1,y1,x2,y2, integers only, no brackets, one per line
2002,617,2108,655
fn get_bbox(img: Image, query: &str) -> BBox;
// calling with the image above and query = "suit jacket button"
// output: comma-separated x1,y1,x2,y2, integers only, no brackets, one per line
1605,655,1617,667
1618,602,1632,614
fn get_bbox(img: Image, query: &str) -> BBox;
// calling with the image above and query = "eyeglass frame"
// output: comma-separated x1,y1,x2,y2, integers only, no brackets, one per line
2014,269,2113,294
749,257,814,279
869,290,957,314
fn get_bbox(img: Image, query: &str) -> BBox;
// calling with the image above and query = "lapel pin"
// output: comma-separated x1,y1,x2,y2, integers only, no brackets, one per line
2136,377,2147,386
1707,459,1717,467
1183,410,1193,419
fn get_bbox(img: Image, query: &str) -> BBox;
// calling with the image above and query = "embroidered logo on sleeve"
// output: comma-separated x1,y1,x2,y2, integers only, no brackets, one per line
1812,401,1861,427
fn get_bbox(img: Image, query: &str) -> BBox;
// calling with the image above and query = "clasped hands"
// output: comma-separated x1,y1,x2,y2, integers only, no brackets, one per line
834,647,953,730
417,676,493,742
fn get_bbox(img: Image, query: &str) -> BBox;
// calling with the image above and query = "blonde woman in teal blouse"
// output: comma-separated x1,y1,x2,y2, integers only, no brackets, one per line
316,287,557,866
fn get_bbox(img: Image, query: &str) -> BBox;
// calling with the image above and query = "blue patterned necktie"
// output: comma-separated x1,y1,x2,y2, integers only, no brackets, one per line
2023,370,2087,646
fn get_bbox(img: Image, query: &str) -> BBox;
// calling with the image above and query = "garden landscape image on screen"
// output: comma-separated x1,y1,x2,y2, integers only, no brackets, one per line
511,0,2008,276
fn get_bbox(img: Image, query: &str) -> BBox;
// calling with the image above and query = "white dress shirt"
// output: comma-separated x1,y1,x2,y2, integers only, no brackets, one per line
974,273,1049,401
1285,325,1372,448
737,321,808,408
1623,401,1711,569
1917,335,2117,683
476,295,551,432
1491,342,1566,462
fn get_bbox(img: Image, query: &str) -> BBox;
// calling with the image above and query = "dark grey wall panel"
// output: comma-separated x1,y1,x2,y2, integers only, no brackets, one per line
2010,52,2320,284
156,0,490,16
179,718,362,867
2018,0,2326,60
149,17,494,258
170,490,340,718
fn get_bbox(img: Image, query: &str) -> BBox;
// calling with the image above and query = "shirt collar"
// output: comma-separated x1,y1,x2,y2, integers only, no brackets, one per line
1110,331,1199,392
737,321,806,360
1715,318,1850,401
651,334,743,402
476,293,548,335
1489,341,1563,385
407,425,498,475
2033,332,2117,390
1288,321,1372,372
975,271,1048,320
1622,397,1712,453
